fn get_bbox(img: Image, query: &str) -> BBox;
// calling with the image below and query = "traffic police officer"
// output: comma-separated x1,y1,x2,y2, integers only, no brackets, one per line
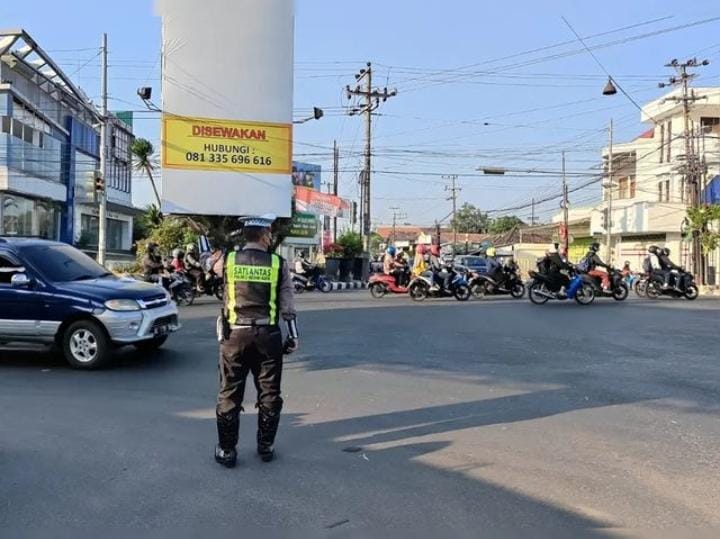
215,214,298,468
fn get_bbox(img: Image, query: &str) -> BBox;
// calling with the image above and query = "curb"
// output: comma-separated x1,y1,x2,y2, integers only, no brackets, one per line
330,281,367,291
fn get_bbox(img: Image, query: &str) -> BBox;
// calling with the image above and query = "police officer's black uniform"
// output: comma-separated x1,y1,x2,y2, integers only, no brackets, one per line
215,215,298,468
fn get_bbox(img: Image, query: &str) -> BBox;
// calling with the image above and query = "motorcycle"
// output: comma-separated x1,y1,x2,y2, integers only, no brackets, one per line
407,270,471,302
291,271,332,293
645,271,699,300
582,267,629,301
204,272,225,301
469,266,525,299
166,271,195,306
527,270,595,305
369,270,410,298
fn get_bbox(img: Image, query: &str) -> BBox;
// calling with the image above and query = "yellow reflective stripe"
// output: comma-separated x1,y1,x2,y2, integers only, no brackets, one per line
225,252,237,325
269,254,280,324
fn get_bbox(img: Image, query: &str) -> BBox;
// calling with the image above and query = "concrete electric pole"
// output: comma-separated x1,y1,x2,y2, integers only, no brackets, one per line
660,58,709,281
333,140,339,242
346,63,397,252
561,152,569,257
443,175,461,256
97,33,108,266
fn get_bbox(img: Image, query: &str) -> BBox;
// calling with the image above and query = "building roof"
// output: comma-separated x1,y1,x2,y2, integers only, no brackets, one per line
637,127,655,139
0,29,99,120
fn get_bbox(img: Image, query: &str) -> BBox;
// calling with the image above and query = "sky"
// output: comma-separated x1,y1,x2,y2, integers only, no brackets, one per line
2,0,719,226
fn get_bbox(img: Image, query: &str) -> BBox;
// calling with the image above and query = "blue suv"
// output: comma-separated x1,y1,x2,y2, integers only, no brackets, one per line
0,238,180,369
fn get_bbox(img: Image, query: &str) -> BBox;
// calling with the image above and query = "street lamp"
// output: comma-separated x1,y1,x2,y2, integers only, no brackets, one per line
293,107,324,125
602,77,618,96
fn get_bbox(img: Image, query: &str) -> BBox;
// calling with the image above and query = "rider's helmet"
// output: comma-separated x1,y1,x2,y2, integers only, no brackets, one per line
624,260,631,267
430,244,440,257
648,245,659,254
590,242,600,253
486,247,496,257
298,250,307,258
146,242,159,254
662,247,670,256
186,243,197,254
386,246,396,256
416,244,425,256
547,244,558,254
172,248,184,259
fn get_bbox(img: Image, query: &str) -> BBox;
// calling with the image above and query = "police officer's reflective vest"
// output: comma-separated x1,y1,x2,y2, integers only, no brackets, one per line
225,249,282,325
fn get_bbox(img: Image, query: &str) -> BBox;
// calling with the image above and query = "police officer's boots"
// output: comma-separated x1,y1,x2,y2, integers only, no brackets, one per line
257,406,281,462
215,412,239,468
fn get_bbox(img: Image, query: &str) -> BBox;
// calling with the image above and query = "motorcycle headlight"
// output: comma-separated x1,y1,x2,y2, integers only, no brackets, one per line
105,299,142,312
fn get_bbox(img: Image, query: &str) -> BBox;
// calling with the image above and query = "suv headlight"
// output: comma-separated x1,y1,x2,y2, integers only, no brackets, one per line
105,299,142,311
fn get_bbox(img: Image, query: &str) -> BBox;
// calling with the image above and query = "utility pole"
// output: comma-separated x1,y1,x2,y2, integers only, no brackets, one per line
443,175,461,257
97,33,108,266
333,140,339,242
346,63,397,252
531,198,536,226
562,152,569,257
605,119,614,265
660,57,709,282
389,207,407,245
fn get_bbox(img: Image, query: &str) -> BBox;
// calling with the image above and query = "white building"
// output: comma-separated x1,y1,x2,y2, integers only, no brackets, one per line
562,87,720,281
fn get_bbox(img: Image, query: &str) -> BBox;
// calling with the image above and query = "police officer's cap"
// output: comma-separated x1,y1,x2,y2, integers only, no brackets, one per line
240,214,276,229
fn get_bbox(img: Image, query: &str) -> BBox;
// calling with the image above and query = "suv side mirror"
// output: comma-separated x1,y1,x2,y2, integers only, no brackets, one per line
11,272,32,288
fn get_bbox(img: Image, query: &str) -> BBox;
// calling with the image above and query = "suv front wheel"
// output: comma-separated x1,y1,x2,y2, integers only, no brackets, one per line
62,320,111,369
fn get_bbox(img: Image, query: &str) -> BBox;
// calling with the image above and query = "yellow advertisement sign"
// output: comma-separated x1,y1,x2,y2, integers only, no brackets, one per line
162,115,292,174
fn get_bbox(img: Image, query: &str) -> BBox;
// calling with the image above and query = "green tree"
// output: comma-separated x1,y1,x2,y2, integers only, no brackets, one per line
488,215,525,234
685,205,720,253
131,138,161,208
452,203,489,233
336,231,364,257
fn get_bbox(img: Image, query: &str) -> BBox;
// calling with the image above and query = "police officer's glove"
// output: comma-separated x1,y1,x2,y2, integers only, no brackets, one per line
283,336,299,354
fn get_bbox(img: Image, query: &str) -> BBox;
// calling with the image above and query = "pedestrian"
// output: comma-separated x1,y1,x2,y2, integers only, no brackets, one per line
215,214,299,468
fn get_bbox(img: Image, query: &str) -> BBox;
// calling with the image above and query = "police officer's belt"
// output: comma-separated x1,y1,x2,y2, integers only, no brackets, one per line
230,318,273,328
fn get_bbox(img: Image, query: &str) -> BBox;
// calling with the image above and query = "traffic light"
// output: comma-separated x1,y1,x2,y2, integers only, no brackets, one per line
94,172,105,193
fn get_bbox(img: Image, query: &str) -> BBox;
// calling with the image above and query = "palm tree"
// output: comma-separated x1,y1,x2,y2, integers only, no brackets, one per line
130,138,161,208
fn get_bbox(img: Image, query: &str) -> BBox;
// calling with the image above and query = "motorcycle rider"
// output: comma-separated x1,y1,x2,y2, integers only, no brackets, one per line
658,247,684,291
294,250,313,276
383,246,404,287
170,248,186,273
427,244,450,291
583,242,612,291
185,243,205,292
142,242,165,284
543,244,573,295
412,244,428,278
484,247,503,284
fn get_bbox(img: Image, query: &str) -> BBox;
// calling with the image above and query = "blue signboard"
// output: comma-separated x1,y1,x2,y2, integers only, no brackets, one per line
292,162,321,191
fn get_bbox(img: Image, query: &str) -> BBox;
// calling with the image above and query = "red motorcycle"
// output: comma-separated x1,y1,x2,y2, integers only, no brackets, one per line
369,271,409,298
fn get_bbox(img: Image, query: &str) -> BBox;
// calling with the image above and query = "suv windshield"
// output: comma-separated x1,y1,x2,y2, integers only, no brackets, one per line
19,244,113,282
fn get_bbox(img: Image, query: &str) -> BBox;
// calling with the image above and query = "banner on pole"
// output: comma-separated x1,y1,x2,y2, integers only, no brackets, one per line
295,186,351,218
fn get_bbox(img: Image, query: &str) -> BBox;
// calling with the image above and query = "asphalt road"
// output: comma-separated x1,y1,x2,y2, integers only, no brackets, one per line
1,291,719,535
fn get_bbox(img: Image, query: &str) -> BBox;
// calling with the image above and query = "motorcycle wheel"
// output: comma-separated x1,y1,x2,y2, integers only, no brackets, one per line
684,284,699,301
176,287,195,307
612,283,629,301
318,279,333,293
574,283,595,305
510,283,526,299
645,281,661,299
528,282,549,305
369,283,387,299
214,283,224,301
409,282,428,302
470,282,486,299
293,282,305,294
454,284,471,302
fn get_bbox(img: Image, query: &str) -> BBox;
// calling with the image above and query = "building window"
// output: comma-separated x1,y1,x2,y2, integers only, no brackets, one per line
630,178,636,198
666,120,672,162
0,195,57,239
659,124,664,163
80,214,127,251
701,117,720,135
